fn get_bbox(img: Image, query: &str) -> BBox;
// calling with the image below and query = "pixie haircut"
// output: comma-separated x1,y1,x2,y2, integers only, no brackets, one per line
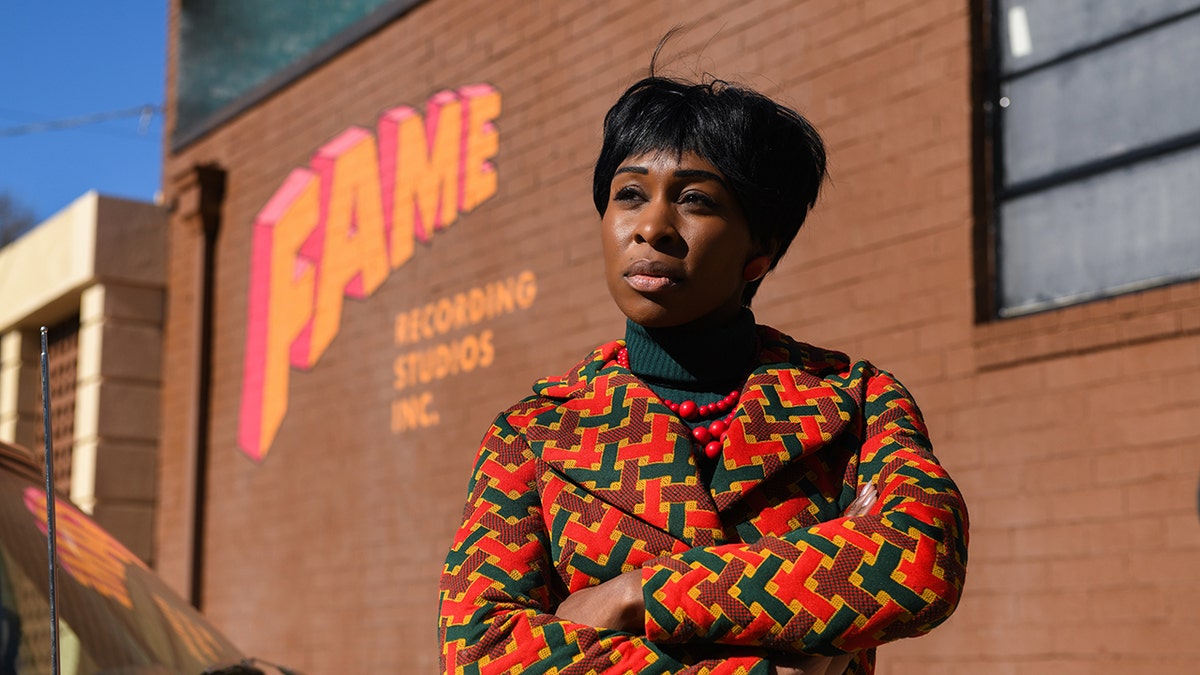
593,76,827,304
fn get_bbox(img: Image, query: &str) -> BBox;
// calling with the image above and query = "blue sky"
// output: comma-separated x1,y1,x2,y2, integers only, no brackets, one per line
0,4,167,224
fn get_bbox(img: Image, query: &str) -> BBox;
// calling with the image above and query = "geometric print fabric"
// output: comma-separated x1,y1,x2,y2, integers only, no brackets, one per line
439,327,969,674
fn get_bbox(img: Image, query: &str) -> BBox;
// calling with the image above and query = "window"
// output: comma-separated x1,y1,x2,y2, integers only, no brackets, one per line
979,0,1200,317
174,0,424,148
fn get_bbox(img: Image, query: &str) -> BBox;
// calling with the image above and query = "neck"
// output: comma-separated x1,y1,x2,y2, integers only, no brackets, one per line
623,309,757,393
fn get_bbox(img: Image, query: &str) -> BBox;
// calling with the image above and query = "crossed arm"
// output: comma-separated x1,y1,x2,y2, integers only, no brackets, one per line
553,485,880,675
439,412,772,674
438,372,968,674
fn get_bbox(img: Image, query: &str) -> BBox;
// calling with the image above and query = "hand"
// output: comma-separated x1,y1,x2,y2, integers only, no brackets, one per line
772,653,853,675
843,482,877,517
554,569,645,632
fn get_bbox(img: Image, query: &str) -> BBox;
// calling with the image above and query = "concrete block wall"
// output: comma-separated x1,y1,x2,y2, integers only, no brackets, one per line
0,193,167,564
75,282,165,562
158,0,1200,672
0,329,43,446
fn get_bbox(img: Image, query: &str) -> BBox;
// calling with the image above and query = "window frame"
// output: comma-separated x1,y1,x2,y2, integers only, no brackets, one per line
972,0,1200,322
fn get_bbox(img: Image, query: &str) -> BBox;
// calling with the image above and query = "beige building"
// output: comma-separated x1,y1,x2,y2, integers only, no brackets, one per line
0,192,166,562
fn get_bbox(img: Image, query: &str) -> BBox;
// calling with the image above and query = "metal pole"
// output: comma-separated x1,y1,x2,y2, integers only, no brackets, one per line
40,327,61,675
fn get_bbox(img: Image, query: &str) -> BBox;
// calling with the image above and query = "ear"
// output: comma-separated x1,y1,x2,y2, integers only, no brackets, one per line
742,254,772,282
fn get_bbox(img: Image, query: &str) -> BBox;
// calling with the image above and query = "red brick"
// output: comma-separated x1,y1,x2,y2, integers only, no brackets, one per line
1047,554,1129,590
153,0,1200,670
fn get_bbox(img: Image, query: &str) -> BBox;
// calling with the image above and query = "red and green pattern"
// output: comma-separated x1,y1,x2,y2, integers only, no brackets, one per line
439,327,968,674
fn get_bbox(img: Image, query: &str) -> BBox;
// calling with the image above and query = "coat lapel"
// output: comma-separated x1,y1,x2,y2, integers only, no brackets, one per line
527,330,860,544
529,342,726,547
709,328,860,512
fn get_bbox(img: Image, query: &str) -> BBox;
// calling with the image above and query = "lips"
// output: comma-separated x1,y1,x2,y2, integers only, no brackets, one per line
624,259,681,292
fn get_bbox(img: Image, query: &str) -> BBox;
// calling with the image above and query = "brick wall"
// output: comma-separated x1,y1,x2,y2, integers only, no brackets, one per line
158,0,1200,672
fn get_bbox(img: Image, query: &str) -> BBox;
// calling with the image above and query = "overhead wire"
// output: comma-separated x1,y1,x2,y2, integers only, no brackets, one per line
0,104,160,138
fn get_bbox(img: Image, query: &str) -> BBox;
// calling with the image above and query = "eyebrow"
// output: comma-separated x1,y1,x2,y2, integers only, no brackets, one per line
614,166,729,187
674,169,728,187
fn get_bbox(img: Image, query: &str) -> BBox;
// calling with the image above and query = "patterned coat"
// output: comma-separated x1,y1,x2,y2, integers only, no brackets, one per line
439,327,968,674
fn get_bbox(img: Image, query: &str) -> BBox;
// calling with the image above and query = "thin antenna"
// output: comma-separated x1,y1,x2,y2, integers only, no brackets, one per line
39,327,61,675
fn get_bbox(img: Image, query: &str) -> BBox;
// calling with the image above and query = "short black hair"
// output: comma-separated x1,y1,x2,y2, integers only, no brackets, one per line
593,76,827,304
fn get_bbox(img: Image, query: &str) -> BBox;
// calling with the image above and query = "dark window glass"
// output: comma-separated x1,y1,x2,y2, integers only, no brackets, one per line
1000,145,1200,313
998,0,1200,69
175,0,407,145
985,0,1200,316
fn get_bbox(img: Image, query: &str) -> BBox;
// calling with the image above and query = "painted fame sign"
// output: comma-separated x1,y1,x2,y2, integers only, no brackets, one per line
239,84,503,462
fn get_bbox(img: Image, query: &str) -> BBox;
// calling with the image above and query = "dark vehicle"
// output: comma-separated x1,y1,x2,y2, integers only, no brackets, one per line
0,440,264,674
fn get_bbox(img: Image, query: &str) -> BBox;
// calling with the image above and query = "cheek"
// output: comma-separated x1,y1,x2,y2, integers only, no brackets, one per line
696,233,752,277
599,223,625,281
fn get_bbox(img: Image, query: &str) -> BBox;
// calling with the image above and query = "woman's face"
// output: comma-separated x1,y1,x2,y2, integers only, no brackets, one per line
601,151,759,328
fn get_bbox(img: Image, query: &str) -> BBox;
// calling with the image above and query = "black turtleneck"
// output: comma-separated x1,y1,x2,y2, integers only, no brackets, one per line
622,309,758,426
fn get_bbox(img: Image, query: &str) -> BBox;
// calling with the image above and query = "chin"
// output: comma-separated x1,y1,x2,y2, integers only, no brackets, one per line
620,305,696,329
616,302,678,329
611,291,718,329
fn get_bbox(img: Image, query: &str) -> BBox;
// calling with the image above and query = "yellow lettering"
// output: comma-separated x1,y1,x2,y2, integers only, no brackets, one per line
243,85,504,460
391,392,439,432
459,84,501,212
459,334,480,372
468,287,487,323
492,277,516,315
479,329,495,368
515,269,538,308
398,353,412,389
453,293,469,330
392,271,538,349
395,310,408,344
435,297,455,334
238,170,319,460
307,128,390,361
382,91,462,262
419,305,436,340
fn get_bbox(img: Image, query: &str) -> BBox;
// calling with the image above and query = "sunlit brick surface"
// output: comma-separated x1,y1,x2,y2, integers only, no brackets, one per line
158,1,1200,672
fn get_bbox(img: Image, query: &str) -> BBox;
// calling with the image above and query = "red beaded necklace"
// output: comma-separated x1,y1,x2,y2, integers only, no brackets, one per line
616,347,739,459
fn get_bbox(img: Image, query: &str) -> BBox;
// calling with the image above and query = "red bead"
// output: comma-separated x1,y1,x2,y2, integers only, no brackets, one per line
699,404,711,416
704,441,722,459
667,401,679,413
719,431,728,442
692,427,712,444
678,400,698,420
729,390,740,398
708,419,726,437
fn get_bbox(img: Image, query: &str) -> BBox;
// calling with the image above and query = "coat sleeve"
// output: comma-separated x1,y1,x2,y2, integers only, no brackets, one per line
641,366,969,656
438,408,771,675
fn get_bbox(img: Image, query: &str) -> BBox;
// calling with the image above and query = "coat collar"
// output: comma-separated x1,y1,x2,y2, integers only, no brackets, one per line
528,328,857,543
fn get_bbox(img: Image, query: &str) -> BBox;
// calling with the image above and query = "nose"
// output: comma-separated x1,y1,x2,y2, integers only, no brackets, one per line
632,199,679,248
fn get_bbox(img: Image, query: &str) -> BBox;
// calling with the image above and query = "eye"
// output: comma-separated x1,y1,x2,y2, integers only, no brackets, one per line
679,191,718,209
613,185,645,203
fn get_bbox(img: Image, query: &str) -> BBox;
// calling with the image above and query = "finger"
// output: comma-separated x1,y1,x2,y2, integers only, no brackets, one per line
843,483,878,517
859,483,878,512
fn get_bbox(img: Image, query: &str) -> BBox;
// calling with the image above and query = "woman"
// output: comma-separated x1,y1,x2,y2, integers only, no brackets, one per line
438,75,968,675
